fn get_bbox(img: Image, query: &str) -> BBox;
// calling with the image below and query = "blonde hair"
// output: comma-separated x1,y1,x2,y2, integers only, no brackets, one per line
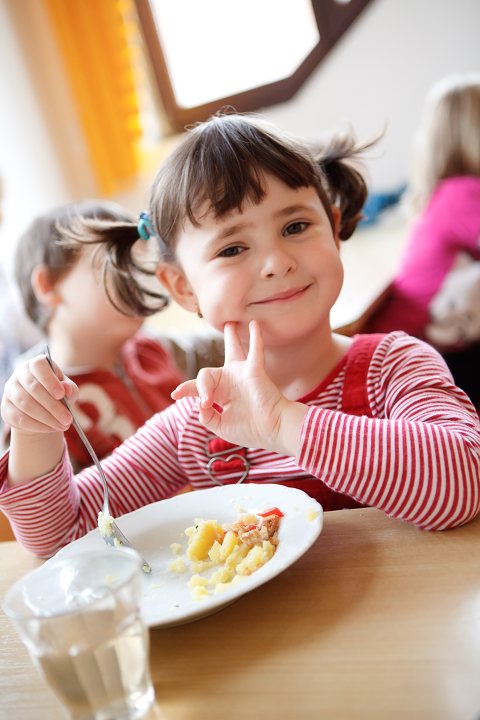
410,73,480,213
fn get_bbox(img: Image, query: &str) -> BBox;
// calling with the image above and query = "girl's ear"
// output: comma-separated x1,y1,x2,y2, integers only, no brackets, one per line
331,205,341,248
156,263,198,313
30,264,60,308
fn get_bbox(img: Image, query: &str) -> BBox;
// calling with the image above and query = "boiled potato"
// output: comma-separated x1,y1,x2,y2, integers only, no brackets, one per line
185,519,224,561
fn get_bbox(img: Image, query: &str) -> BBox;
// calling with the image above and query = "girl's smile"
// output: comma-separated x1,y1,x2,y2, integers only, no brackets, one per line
249,283,312,306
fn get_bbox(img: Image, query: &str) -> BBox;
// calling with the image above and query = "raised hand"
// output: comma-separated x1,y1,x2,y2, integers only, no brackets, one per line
1,354,78,435
171,321,307,455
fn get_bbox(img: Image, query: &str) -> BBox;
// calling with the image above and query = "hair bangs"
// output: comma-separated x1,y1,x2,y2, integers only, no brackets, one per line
151,113,369,253
182,117,320,225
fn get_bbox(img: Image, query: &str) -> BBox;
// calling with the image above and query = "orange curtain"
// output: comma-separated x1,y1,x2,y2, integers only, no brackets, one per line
44,0,144,194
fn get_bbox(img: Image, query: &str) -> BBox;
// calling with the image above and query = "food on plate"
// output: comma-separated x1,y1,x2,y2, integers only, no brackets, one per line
186,519,225,562
97,511,124,549
169,508,284,600
97,511,114,538
167,557,187,573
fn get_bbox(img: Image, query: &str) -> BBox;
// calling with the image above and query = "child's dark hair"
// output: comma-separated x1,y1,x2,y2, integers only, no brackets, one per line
151,114,370,252
74,113,372,317
15,199,168,332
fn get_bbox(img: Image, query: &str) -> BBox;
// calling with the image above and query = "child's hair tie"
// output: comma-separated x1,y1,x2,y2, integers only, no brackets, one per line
137,212,156,241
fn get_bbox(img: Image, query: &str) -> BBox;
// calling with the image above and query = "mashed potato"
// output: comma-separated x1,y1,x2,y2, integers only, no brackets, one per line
97,510,114,538
169,508,283,600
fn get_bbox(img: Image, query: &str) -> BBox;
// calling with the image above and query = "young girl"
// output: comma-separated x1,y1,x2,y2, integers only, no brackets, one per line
1,114,479,558
5,200,223,470
365,74,480,405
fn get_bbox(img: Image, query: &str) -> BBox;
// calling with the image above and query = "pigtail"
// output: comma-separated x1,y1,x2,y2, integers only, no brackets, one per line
59,218,169,317
315,132,376,240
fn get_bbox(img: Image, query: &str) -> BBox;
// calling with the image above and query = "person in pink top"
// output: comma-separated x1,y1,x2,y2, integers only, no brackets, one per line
365,74,480,407
0,113,479,558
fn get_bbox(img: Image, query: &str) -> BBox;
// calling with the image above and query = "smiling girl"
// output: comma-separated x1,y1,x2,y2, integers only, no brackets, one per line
1,114,479,557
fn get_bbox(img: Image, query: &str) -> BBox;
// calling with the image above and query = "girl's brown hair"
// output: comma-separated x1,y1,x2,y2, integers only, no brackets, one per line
14,199,168,332
74,112,372,317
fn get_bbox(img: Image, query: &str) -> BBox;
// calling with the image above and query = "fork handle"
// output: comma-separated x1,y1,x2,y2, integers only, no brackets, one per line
44,347,110,495
44,346,152,574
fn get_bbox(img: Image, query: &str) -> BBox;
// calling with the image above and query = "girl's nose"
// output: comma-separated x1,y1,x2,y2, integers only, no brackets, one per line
261,245,296,279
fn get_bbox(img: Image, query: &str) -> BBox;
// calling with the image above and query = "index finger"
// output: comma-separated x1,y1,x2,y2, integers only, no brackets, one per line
246,320,265,369
223,322,246,364
28,355,70,401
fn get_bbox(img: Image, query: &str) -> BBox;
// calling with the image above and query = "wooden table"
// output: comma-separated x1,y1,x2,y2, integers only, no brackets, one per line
1,507,480,720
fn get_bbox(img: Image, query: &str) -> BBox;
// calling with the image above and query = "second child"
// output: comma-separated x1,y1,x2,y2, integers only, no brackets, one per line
365,74,480,406
8,200,223,469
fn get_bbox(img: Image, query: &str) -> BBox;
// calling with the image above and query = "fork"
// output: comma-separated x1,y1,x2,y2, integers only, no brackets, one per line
44,346,152,573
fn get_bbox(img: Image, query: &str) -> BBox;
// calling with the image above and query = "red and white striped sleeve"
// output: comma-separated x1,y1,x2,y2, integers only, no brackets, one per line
297,334,480,530
0,401,192,557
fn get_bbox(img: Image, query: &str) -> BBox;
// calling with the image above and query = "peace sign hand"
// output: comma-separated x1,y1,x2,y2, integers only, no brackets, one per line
171,321,307,456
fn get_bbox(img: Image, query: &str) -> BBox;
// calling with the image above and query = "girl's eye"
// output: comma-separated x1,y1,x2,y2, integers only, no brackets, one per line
284,221,308,236
218,245,244,258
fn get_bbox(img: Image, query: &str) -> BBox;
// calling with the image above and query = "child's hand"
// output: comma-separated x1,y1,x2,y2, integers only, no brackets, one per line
171,321,307,455
1,354,78,435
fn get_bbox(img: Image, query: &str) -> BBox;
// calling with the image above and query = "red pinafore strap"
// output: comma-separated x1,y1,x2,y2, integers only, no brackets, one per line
276,334,386,510
206,334,387,511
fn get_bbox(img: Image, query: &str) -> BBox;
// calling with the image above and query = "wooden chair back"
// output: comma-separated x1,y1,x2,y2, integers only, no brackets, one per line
0,510,14,541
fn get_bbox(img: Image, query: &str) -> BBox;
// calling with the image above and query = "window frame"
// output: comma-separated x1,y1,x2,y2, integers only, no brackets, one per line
134,0,373,133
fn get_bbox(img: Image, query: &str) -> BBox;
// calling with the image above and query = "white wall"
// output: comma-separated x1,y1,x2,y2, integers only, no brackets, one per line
0,0,479,274
264,0,480,190
0,1,65,271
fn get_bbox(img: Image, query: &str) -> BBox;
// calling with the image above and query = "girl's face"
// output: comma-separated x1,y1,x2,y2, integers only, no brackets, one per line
158,174,344,347
49,248,144,341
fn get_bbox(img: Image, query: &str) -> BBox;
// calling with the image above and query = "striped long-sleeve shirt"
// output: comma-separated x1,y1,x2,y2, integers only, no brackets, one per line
1,332,479,557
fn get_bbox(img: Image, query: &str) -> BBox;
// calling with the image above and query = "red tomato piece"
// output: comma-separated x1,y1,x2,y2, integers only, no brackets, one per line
257,507,284,518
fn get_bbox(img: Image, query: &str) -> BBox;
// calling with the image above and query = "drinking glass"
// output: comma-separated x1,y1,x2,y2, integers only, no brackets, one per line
2,546,154,720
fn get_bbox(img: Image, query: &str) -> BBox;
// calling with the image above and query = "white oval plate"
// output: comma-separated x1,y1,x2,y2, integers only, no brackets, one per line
55,484,323,628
